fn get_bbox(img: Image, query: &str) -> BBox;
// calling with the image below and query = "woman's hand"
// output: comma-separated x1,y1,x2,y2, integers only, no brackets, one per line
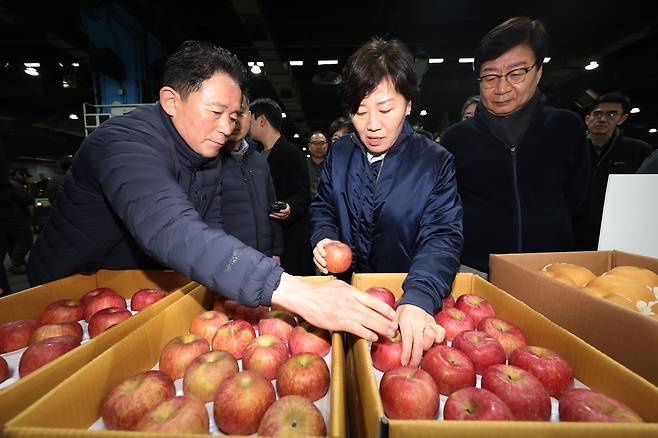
312,238,339,274
396,304,446,367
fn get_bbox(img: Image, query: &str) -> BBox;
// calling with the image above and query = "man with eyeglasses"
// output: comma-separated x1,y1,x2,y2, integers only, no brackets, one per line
441,17,591,274
306,130,329,198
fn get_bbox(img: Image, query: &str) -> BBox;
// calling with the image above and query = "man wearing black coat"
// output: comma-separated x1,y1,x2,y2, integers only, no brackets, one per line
0,141,11,294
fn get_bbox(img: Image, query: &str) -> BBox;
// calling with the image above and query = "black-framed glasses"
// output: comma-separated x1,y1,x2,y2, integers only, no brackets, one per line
590,110,622,119
478,62,538,89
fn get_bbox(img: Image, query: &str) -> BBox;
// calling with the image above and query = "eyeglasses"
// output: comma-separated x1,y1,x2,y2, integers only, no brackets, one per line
590,110,622,119
308,140,328,146
478,62,538,89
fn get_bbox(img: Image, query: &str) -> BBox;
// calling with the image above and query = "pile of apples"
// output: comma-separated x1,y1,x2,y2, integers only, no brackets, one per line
99,297,331,435
0,287,167,385
367,287,644,423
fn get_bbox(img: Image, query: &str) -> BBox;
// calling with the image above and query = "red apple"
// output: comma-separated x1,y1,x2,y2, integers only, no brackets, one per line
258,310,297,342
29,322,83,344
213,370,276,435
371,330,403,372
276,353,330,402
135,395,209,433
509,345,574,398
443,387,514,420
18,335,80,377
481,364,551,421
242,335,289,380
189,310,229,344
421,344,476,396
80,287,118,307
83,289,127,322
215,299,239,318
324,241,352,273
442,294,456,309
159,333,209,380
234,305,270,329
452,330,505,374
477,316,527,358
365,287,396,308
434,307,475,342
41,299,83,324
130,288,167,312
379,366,440,420
88,307,132,338
455,294,496,325
101,370,175,430
258,395,326,436
0,356,9,384
0,319,41,353
183,350,239,402
211,319,256,360
288,321,331,357
559,388,643,422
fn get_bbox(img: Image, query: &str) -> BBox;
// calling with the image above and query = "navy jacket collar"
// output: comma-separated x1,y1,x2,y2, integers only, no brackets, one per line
349,120,415,157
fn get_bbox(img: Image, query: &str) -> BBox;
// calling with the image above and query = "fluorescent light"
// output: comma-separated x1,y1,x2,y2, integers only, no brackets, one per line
649,128,657,134
69,114,79,120
256,62,264,67
24,62,40,67
419,110,428,116
630,107,640,114
318,60,338,65
289,60,304,66
72,62,79,67
543,57,551,63
302,147,307,151
306,154,311,158
585,61,599,71
250,65,262,74
24,67,39,76
281,112,287,118
459,58,474,63
248,62,254,66
293,133,300,138
58,62,64,67
428,58,444,64
62,80,70,88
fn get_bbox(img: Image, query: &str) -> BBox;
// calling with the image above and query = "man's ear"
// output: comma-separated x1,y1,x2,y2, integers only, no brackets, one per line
617,113,629,126
159,86,178,117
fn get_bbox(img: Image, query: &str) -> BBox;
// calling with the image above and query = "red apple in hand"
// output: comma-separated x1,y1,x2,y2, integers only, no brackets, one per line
482,364,551,421
135,395,209,433
189,310,229,344
452,330,505,374
421,344,476,396
324,241,352,273
371,330,403,372
183,350,239,402
365,287,396,308
19,335,80,377
88,307,132,338
277,353,330,402
41,299,83,324
509,345,574,398
258,310,297,342
83,289,127,322
234,305,270,329
211,319,256,360
434,308,475,342
159,334,209,380
101,370,175,430
130,288,167,312
258,395,326,436
559,388,643,422
289,321,331,357
477,316,527,358
213,370,276,435
443,387,514,420
242,335,289,380
0,356,9,384
379,366,440,420
455,294,495,325
30,322,83,344
0,319,41,353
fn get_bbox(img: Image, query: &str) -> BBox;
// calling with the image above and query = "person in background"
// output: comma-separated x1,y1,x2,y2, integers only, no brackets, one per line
0,142,11,294
8,167,35,274
328,116,354,145
573,93,653,250
311,37,463,367
306,130,329,198
441,17,590,274
47,155,73,206
461,95,481,120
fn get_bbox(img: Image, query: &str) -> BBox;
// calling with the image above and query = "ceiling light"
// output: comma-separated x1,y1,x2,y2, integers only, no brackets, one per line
306,154,311,158
250,65,262,74
69,114,79,120
649,128,657,134
24,62,40,67
428,58,444,64
72,62,79,67
281,112,287,118
318,60,338,65
543,57,551,63
58,62,64,67
248,62,254,66
289,60,303,66
459,58,474,63
256,62,264,67
419,110,428,116
302,147,307,151
62,80,70,88
630,107,640,114
584,61,599,71
24,67,39,76
293,133,300,138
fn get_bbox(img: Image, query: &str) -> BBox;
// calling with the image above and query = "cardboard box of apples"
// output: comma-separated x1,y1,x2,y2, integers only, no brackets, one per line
346,273,658,438
4,277,347,437
0,269,195,424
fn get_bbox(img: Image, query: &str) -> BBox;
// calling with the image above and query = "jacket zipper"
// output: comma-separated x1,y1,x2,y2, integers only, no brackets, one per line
510,146,523,252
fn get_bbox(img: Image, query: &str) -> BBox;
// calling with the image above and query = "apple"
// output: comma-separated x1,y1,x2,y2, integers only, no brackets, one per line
442,294,456,309
41,299,83,324
101,370,176,430
452,330,505,374
258,310,297,342
257,395,326,436
324,241,352,273
481,364,551,421
0,356,9,384
509,345,574,398
371,330,403,372
477,316,527,358
211,319,256,360
288,321,331,357
213,370,276,435
29,322,83,344
80,287,118,307
455,294,496,325
276,352,330,402
88,307,132,338
365,287,396,308
189,310,229,344
0,319,41,353
83,289,127,322
159,333,209,380
421,344,476,396
130,288,167,312
379,366,440,419
183,350,239,402
242,334,289,380
18,335,80,377
234,305,270,329
134,395,209,433
443,387,514,420
559,388,643,422
214,298,239,318
434,307,475,342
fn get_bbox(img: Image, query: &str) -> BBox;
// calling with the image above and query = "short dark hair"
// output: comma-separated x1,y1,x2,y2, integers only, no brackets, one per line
474,17,549,75
163,40,248,100
461,95,481,117
592,92,631,114
307,130,328,142
328,116,354,138
249,98,283,131
340,37,418,114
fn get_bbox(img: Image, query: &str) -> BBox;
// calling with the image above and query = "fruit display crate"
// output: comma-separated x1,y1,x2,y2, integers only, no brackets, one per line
489,250,658,386
4,276,346,438
346,273,658,438
0,269,195,424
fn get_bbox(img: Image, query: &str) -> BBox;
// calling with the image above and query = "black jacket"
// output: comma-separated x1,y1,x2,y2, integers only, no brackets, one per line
28,104,284,307
9,177,34,226
442,103,590,273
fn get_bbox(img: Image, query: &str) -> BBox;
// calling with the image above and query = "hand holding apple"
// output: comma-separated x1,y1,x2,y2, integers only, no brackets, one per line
313,239,352,274
371,330,403,372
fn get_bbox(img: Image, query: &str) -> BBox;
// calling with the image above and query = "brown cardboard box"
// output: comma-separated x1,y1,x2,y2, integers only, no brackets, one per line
489,250,658,385
347,273,658,438
0,269,195,424
5,277,346,438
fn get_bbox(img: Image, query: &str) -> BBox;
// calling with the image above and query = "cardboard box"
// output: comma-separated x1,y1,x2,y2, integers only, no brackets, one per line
489,250,658,385
0,269,195,424
347,273,658,438
5,277,346,438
